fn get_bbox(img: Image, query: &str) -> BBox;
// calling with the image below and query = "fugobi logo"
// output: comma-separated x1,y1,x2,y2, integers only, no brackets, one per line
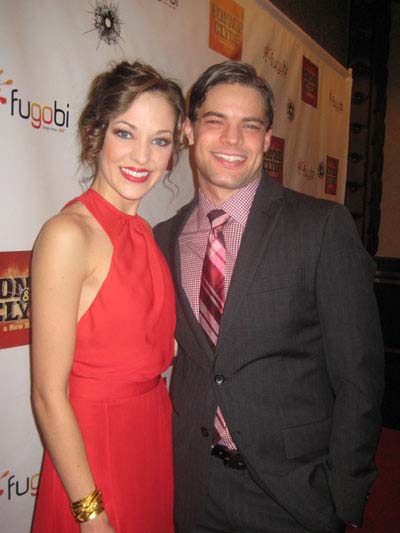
0,251,31,350
263,136,285,184
10,88,70,133
209,0,244,60
325,156,339,196
302,56,319,109
0,69,13,105
0,469,39,500
263,46,288,77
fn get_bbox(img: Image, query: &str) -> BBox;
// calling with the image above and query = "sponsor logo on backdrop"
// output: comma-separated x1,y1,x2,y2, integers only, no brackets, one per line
157,0,178,9
297,159,316,182
329,90,344,112
0,69,13,105
2,72,69,133
9,89,70,133
263,136,285,183
0,251,31,350
86,0,124,48
263,46,288,77
0,469,39,500
209,0,244,60
318,161,325,178
302,56,319,109
325,156,339,196
287,99,295,121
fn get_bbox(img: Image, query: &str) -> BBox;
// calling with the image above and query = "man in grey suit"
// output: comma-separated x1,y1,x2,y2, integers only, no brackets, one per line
154,61,384,533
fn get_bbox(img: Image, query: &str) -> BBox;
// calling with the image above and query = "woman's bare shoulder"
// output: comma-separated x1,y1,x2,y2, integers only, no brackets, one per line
36,202,96,247
32,203,98,270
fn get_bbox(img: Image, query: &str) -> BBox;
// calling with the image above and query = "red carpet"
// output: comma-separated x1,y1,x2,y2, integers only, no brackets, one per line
346,428,400,532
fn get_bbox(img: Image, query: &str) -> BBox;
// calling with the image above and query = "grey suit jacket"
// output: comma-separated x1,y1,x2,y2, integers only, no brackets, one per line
154,175,384,532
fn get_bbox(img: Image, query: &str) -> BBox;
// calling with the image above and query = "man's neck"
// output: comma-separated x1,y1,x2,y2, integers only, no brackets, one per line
198,177,262,208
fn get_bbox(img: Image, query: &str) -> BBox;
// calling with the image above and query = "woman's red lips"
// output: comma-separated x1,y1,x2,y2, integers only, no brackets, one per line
120,167,150,183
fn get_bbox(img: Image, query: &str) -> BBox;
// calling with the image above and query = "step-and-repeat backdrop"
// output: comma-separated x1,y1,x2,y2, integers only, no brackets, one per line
0,1,351,530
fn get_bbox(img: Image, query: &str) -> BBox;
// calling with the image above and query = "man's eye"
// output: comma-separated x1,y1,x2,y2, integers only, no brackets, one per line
244,124,261,130
205,119,223,125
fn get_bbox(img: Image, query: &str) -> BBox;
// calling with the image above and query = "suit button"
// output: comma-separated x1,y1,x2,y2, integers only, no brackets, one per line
201,427,209,438
214,374,224,385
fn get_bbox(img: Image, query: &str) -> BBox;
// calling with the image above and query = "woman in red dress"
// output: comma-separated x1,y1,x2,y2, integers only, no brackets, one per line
31,61,185,532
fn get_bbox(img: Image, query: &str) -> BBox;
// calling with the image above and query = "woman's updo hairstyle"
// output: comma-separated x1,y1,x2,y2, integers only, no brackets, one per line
78,61,186,180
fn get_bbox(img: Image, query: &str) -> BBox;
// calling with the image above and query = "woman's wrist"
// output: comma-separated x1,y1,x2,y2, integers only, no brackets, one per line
70,488,104,523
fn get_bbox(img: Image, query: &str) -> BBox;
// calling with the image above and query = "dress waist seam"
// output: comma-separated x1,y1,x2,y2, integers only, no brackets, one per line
68,375,161,400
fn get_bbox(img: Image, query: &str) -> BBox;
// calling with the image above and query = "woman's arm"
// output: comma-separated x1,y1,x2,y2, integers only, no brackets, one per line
31,214,114,532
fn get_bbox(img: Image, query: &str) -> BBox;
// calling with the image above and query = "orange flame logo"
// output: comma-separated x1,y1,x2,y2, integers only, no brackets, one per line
0,69,13,105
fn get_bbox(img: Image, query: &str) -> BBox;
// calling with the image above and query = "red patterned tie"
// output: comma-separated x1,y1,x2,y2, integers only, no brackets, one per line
199,210,236,449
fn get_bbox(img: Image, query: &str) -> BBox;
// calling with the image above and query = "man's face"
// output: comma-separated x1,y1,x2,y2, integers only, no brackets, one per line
185,83,272,205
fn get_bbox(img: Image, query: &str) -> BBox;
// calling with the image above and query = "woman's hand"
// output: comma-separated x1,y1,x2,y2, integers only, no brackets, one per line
80,510,115,532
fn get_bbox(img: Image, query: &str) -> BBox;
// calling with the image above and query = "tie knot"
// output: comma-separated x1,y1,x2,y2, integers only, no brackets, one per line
207,209,229,229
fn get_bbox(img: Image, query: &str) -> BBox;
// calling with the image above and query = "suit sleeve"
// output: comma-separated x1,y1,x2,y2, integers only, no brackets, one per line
153,222,167,257
316,204,384,526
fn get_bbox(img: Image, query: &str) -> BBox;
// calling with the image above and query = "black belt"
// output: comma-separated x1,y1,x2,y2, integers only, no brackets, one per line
211,445,246,470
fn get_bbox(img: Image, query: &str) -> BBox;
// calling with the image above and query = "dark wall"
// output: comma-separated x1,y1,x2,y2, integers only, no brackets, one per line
378,1,400,258
268,0,350,66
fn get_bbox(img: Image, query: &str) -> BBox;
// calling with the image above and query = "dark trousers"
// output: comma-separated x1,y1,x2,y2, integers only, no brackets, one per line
193,455,345,533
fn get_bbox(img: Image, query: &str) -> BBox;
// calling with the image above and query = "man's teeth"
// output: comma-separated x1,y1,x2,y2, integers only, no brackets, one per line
214,153,245,162
122,167,149,178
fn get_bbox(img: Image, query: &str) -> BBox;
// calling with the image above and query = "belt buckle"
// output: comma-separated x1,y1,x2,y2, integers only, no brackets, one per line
211,445,246,470
224,452,245,470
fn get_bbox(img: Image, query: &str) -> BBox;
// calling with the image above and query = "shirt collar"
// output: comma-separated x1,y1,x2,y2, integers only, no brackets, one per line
197,176,261,229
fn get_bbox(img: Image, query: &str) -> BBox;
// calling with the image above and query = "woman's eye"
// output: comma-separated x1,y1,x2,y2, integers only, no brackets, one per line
114,129,131,139
153,137,172,147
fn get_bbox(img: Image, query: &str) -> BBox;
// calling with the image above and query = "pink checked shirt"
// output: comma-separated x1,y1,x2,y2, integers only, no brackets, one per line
179,177,261,321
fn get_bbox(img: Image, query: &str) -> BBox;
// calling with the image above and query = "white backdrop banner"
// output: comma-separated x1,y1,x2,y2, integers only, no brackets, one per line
0,1,351,530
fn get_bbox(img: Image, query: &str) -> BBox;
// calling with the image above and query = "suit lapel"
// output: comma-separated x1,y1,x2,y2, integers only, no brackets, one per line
171,197,215,367
217,176,284,351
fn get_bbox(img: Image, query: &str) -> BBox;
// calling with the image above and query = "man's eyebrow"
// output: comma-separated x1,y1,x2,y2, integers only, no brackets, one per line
242,117,266,125
199,112,266,126
199,111,225,119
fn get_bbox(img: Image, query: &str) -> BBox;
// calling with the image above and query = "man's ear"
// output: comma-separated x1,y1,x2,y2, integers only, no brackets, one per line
263,128,272,152
183,118,195,146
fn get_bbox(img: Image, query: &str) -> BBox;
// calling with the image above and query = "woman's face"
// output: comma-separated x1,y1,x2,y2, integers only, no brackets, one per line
93,91,176,214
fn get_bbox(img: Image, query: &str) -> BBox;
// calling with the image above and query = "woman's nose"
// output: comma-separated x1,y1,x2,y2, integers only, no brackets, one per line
131,140,150,165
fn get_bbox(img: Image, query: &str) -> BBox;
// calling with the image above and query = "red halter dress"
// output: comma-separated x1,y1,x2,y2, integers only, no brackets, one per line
32,188,175,532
